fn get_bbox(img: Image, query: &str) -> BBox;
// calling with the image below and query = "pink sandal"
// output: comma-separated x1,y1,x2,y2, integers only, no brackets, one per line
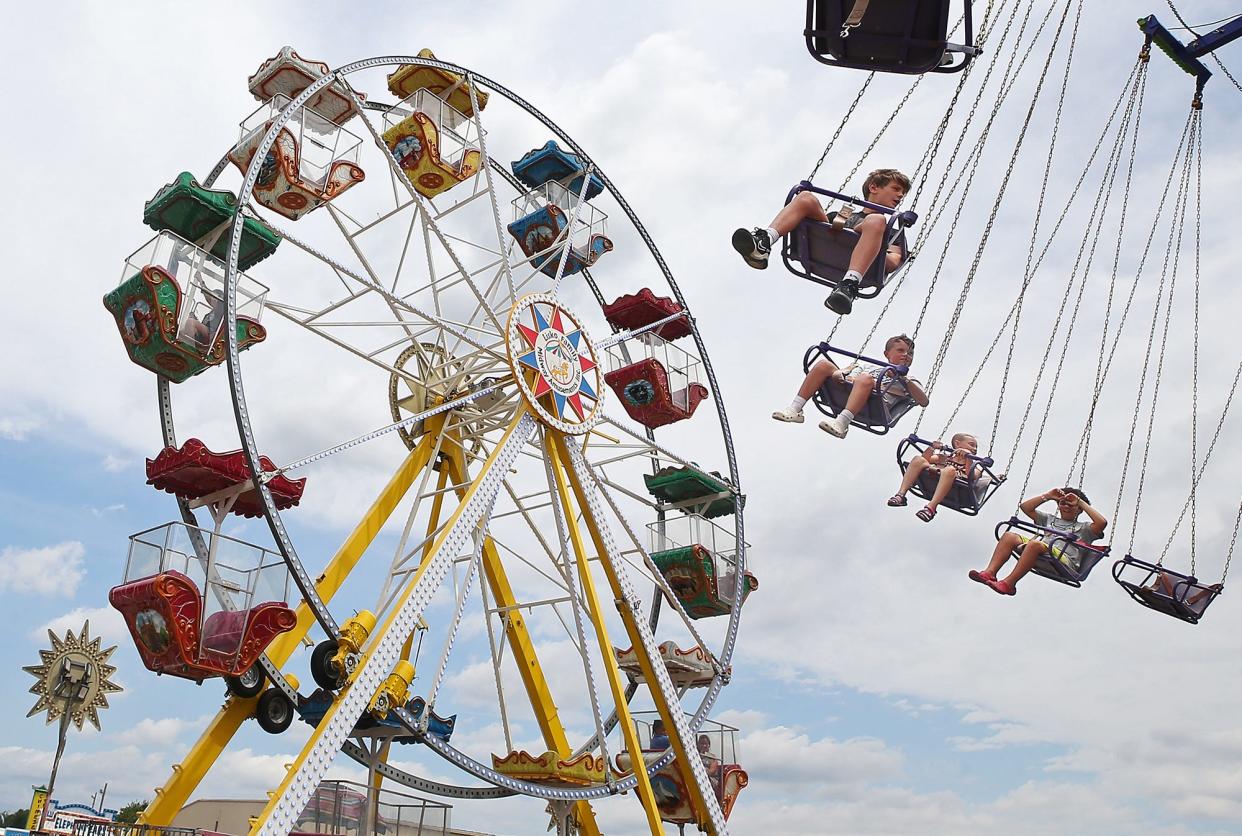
986,578,1017,596
968,570,996,586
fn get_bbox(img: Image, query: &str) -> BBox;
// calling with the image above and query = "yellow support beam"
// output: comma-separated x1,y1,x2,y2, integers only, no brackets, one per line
141,420,446,825
250,411,530,835
440,446,603,836
545,435,663,835
551,433,720,834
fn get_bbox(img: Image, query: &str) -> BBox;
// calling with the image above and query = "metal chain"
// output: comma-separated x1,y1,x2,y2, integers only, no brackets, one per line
834,75,925,196
1190,111,1202,572
1156,356,1242,566
918,0,1073,403
1222,493,1242,583
1109,113,1195,531
807,73,875,181
1125,113,1197,557
1071,59,1150,482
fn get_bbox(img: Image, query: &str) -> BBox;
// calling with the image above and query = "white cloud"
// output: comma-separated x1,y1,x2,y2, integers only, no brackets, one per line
34,605,128,646
0,416,40,441
0,541,85,597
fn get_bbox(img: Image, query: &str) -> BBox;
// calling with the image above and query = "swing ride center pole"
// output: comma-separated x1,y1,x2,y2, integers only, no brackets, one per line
139,422,446,826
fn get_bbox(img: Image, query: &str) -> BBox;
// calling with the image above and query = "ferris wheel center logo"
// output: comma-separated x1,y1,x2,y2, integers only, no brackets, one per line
509,295,602,432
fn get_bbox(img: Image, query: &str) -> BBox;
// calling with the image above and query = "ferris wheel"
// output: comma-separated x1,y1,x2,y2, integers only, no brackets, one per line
104,49,752,835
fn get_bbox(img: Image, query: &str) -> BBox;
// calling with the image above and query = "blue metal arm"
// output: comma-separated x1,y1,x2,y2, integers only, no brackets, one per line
1139,15,1213,94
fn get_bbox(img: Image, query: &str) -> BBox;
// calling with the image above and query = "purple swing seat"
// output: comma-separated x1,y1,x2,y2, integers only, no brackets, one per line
1112,555,1221,625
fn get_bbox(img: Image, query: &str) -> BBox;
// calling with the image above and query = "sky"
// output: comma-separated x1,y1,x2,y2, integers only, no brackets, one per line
3,1,1242,835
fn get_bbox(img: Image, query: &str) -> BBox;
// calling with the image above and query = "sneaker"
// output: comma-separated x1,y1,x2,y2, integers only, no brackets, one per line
731,228,771,270
771,407,805,423
818,416,850,438
825,279,860,315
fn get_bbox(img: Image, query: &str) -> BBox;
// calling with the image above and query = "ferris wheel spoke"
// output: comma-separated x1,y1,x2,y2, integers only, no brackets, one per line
464,74,518,305
253,410,536,836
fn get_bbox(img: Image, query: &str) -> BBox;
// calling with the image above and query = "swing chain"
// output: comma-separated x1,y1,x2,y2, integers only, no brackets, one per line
807,73,875,182
1223,495,1242,584
1189,109,1203,573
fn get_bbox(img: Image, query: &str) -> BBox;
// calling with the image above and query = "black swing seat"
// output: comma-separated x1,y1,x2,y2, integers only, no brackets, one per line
805,0,980,74
897,434,1005,515
781,182,916,296
994,517,1109,588
803,343,919,435
1112,555,1222,625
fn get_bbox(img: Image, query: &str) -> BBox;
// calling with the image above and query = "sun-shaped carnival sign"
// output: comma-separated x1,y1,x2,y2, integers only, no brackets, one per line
506,294,604,434
23,621,122,732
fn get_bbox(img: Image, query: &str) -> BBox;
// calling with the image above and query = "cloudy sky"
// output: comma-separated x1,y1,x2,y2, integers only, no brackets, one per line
3,1,1242,835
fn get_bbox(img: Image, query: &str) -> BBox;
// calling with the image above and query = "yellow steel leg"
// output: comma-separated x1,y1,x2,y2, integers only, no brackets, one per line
140,420,446,825
551,433,720,834
440,445,603,836
545,434,664,835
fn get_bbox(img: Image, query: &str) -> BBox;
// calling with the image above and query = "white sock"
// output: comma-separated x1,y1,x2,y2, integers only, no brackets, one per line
766,227,781,244
839,409,855,423
843,269,863,284
790,396,807,412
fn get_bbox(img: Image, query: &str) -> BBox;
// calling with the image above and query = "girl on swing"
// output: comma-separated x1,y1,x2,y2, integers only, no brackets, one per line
732,168,911,314
887,433,984,521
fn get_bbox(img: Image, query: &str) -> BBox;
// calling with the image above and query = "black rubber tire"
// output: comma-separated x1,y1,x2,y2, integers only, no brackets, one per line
310,639,343,691
255,689,294,735
224,666,266,699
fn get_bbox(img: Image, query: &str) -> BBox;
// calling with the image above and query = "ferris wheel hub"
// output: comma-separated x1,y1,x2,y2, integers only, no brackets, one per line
506,293,604,435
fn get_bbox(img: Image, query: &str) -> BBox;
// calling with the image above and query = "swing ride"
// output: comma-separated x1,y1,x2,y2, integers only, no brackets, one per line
84,3,1242,835
104,47,751,836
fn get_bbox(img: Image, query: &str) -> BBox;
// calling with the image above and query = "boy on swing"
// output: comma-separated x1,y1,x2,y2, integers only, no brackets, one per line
888,432,984,522
732,168,911,314
771,333,928,438
969,487,1108,596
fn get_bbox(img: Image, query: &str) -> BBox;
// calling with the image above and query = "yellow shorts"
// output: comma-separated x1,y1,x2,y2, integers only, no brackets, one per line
1016,534,1079,569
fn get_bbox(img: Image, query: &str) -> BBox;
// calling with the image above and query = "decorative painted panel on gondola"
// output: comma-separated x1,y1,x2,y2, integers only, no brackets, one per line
103,265,267,383
602,288,692,341
146,438,306,517
650,544,757,619
491,750,606,786
109,570,295,682
228,118,364,220
604,357,709,429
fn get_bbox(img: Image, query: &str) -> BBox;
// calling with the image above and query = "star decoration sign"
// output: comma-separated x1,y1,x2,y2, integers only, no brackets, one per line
507,294,603,433
23,621,122,732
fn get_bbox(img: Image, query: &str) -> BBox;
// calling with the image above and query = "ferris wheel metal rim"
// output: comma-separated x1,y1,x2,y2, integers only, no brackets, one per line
206,53,743,805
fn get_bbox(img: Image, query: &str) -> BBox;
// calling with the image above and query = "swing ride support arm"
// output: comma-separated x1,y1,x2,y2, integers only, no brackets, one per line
1185,17,1242,58
439,446,604,836
1138,16,1212,92
139,421,448,826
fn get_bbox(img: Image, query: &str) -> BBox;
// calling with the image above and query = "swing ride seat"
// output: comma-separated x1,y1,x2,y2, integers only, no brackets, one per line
650,544,758,619
781,181,915,294
804,0,978,74
145,438,307,518
604,358,709,429
511,140,605,200
614,640,719,689
614,752,749,823
248,46,364,124
108,569,296,682
643,466,737,518
387,48,489,117
507,203,613,278
994,517,1110,588
897,434,1005,515
382,110,482,199
103,266,267,383
803,343,918,435
298,691,456,742
1112,554,1221,625
143,172,281,271
227,122,365,221
602,288,693,341
491,750,606,787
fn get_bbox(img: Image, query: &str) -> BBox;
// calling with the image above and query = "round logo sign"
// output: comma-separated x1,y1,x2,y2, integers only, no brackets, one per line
506,294,604,433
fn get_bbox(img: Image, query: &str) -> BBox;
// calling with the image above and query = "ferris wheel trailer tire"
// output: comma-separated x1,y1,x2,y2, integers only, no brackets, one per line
310,639,344,692
255,688,295,735
225,666,266,699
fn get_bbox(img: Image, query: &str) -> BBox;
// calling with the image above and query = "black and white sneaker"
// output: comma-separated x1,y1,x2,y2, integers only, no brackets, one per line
825,279,860,315
731,227,772,270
